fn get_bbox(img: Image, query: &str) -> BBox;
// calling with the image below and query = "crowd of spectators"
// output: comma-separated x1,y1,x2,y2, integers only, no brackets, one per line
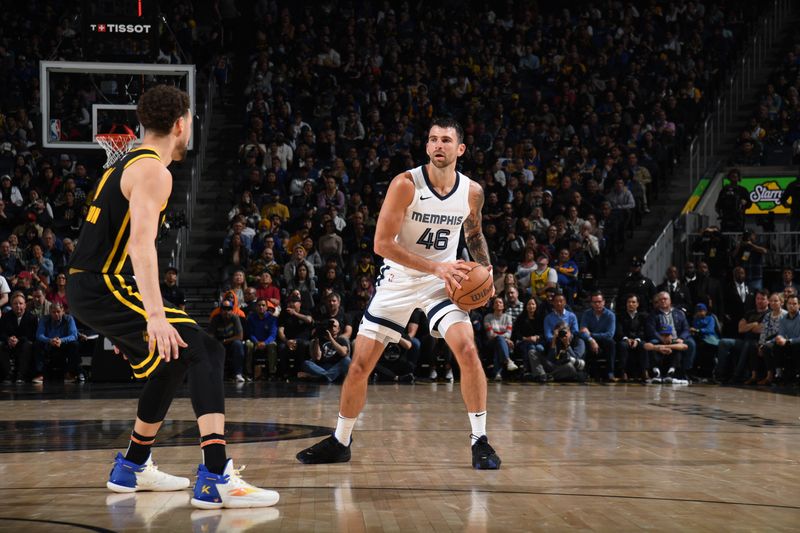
731,35,800,166
0,0,785,385
0,1,211,383
213,1,784,384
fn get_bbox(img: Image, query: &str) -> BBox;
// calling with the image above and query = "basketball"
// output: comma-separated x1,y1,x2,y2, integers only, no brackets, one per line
450,262,493,311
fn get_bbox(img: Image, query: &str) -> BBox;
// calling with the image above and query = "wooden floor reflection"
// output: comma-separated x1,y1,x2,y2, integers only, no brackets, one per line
0,382,798,532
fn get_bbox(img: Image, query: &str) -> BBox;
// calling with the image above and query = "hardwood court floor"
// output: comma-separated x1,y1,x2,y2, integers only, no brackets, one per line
0,381,798,532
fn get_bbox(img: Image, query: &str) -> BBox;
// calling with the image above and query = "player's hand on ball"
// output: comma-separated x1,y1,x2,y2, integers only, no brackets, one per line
434,260,472,294
148,316,188,362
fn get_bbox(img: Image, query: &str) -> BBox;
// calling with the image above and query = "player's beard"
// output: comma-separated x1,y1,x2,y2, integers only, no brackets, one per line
173,139,189,161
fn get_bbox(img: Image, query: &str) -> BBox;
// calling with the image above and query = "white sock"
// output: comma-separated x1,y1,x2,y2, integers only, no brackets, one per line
468,411,487,444
334,413,357,445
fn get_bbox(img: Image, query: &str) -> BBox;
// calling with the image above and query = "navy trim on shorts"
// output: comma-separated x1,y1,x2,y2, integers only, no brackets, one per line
427,300,452,323
363,310,406,334
432,309,461,333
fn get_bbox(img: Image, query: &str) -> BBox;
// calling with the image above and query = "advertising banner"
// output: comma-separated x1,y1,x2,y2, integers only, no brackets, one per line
722,176,798,215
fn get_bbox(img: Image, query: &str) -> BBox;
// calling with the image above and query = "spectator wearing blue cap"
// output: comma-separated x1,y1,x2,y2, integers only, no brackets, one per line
643,323,689,384
645,291,695,381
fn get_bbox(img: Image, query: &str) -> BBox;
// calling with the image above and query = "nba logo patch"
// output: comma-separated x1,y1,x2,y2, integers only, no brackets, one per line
49,119,61,142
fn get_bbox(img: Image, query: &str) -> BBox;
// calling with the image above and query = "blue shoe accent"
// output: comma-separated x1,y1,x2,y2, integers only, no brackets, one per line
192,464,225,507
108,452,145,489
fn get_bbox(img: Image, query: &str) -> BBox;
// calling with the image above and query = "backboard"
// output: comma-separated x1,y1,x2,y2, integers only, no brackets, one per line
40,61,195,151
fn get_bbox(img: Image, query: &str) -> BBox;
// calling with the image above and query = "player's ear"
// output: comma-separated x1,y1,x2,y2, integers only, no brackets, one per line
174,112,190,136
457,143,466,157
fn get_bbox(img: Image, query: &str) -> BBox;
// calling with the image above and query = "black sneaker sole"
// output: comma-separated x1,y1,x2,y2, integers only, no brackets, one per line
296,436,352,464
296,449,351,464
473,456,501,469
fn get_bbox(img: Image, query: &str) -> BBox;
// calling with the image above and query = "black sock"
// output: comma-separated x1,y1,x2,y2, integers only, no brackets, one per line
125,430,155,465
201,433,227,475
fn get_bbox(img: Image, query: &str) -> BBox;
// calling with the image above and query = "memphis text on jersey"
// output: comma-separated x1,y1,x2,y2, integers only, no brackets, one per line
410,212,464,225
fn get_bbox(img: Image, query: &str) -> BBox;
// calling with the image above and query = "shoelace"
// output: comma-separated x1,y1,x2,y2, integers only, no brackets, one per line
227,464,256,489
143,461,162,474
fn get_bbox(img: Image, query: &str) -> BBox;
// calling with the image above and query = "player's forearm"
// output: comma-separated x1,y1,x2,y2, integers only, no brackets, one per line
465,231,491,268
374,239,437,274
128,243,166,320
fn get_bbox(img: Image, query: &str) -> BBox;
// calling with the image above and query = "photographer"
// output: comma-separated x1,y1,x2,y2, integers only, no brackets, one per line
732,231,767,290
543,293,586,358
715,169,751,232
373,333,416,383
547,321,586,381
692,227,730,280
299,318,351,382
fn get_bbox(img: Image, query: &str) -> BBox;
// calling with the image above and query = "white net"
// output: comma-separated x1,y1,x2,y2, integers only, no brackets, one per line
96,132,136,168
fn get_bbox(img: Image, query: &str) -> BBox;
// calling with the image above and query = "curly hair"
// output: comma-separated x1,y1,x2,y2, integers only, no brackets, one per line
136,85,190,136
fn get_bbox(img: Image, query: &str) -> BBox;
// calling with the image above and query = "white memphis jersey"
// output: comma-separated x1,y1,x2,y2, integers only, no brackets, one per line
383,165,471,276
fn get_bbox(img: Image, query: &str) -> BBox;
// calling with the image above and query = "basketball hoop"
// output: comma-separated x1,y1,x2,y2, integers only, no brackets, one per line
96,125,137,168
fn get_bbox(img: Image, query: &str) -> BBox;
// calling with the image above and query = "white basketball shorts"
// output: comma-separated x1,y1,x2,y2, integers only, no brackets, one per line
360,265,469,343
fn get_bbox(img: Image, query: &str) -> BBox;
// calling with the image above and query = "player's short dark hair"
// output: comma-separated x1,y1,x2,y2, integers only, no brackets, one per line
137,85,191,136
429,117,464,144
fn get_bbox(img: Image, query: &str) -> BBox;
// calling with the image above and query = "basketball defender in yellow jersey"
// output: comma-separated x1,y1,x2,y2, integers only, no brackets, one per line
67,85,278,509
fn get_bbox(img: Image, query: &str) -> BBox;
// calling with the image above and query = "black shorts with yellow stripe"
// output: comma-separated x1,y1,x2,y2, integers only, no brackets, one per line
66,270,199,379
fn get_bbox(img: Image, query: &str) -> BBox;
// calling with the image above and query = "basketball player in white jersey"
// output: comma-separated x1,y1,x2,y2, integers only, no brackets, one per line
297,117,501,469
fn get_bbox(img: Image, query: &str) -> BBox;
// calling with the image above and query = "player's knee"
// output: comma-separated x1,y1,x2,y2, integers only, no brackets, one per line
346,354,376,383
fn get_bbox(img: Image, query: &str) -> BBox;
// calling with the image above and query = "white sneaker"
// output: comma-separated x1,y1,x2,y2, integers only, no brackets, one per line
505,359,519,372
445,369,454,383
191,459,280,509
428,369,438,380
493,373,503,382
107,453,191,492
235,374,245,383
191,507,280,533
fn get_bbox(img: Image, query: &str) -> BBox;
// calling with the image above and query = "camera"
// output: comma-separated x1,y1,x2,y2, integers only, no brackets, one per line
570,356,586,371
554,349,586,371
557,329,568,339
314,319,335,341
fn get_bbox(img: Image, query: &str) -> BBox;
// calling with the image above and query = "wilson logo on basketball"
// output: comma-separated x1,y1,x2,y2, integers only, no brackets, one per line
471,288,491,302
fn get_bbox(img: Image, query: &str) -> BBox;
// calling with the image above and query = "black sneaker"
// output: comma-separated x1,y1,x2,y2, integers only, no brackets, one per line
296,435,351,464
471,435,501,470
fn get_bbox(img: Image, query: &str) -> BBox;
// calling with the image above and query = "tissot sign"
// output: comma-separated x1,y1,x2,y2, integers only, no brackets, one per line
722,176,798,215
89,23,153,33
